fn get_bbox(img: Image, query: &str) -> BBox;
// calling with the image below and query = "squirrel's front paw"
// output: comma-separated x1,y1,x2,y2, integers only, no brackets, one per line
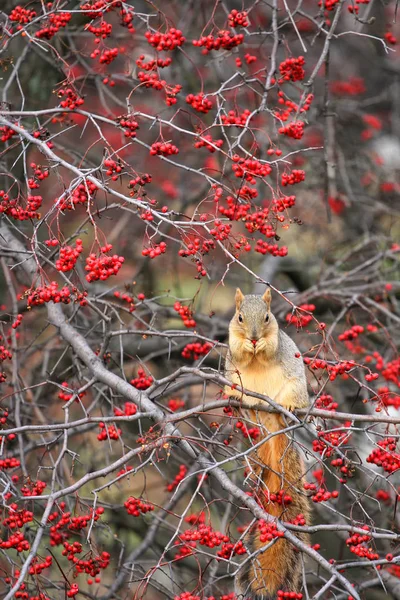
279,399,296,412
255,339,268,354
243,339,255,355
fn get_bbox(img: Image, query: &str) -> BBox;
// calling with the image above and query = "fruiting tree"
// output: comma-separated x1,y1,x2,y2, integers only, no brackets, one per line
0,0,399,599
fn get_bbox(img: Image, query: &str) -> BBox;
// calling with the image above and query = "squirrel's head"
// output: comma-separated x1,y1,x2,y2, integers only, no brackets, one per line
230,287,277,343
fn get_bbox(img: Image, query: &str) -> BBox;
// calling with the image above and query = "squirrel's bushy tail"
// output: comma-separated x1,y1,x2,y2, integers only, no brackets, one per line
235,411,310,599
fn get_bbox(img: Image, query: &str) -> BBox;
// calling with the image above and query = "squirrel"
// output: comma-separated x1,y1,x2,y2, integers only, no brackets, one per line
225,287,310,600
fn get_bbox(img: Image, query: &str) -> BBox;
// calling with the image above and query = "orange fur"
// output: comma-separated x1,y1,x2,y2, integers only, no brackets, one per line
238,411,310,599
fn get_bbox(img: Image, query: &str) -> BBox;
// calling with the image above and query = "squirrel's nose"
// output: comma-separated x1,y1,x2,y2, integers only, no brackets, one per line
251,339,258,346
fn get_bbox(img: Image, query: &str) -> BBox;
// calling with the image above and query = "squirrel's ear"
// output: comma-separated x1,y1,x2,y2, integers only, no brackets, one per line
262,288,272,309
235,288,244,310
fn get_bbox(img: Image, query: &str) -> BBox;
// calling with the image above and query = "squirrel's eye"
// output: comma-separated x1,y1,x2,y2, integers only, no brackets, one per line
265,313,269,322
238,314,243,323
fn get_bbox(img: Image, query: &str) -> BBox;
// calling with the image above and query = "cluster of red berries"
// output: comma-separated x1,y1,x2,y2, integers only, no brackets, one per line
279,121,305,140
346,528,378,560
176,522,239,559
142,241,167,259
58,86,84,110
219,196,250,221
138,73,181,105
113,290,136,312
48,505,104,545
263,489,293,505
315,393,338,411
0,345,12,365
58,181,98,211
375,386,400,409
150,141,179,156
0,191,43,221
232,155,272,183
365,371,379,382
181,342,212,360
339,325,364,341
2,504,33,529
286,304,315,328
228,9,249,27
376,489,391,503
246,210,276,237
0,457,20,470
366,438,400,473
80,0,120,17
290,513,307,527
56,240,83,272
385,31,397,45
166,464,187,492
347,0,371,15
124,496,154,516
326,360,356,381
28,555,52,575
86,20,112,38
35,12,72,39
114,402,137,417
277,592,303,599
222,109,252,127
282,169,305,186
174,301,196,328
217,539,247,559
304,479,339,503
145,28,185,51
9,5,36,27
236,420,260,440
380,356,400,386
136,55,172,71
235,54,257,67
130,367,153,390
0,126,16,143
255,240,288,257
138,70,164,90
85,244,124,282
258,519,284,542
186,93,213,113
27,282,72,307
210,219,231,241
11,312,23,329
319,0,341,10
194,134,223,153
273,195,296,212
28,163,49,188
193,31,244,53
140,210,154,222
20,479,47,496
58,382,86,403
104,158,123,179
168,398,185,412
97,423,121,441
279,56,305,82
99,48,119,64
313,425,352,458
330,77,365,96
0,531,30,552
276,92,313,123
178,237,215,259
129,173,152,188
71,548,110,577
330,458,351,482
